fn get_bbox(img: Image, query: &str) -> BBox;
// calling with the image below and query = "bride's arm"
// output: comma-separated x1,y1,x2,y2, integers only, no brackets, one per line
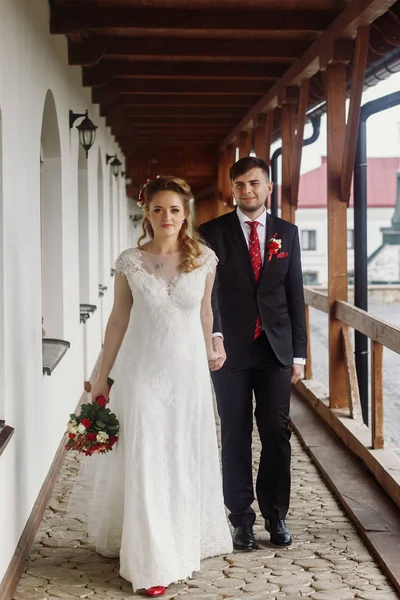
91,273,133,401
201,270,224,372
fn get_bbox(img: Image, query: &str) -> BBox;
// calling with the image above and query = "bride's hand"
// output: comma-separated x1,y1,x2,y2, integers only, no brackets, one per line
207,350,225,372
91,378,110,404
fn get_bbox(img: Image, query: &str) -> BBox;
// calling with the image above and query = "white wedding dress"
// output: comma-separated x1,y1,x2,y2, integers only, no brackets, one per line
68,246,232,591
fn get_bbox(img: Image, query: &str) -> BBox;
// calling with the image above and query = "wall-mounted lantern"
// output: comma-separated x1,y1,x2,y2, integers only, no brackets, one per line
69,110,98,158
122,171,132,186
106,154,122,177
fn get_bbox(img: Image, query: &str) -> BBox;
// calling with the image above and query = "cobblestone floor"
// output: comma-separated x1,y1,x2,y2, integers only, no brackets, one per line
13,428,399,600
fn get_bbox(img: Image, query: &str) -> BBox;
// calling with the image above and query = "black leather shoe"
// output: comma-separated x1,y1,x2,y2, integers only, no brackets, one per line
265,519,292,546
232,525,258,551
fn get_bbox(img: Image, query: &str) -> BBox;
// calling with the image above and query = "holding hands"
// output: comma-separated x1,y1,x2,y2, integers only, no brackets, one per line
208,336,226,371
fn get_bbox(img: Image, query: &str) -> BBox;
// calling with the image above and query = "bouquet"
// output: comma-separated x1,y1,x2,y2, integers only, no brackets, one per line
65,378,119,456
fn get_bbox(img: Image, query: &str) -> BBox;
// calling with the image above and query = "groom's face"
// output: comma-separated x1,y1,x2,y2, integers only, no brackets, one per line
232,167,273,214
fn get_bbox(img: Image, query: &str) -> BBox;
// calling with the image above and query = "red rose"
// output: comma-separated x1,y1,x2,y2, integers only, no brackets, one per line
95,395,107,408
86,433,97,441
81,418,91,429
68,433,76,439
109,435,118,446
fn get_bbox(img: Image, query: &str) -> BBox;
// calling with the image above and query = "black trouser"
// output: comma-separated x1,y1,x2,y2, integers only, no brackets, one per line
211,333,292,527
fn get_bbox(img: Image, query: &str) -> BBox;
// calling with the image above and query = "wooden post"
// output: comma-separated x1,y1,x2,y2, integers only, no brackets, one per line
325,64,348,410
371,340,384,449
238,130,252,159
281,102,297,223
341,27,370,205
216,150,225,216
253,112,274,166
304,304,313,380
221,143,235,213
342,327,362,419
290,80,309,207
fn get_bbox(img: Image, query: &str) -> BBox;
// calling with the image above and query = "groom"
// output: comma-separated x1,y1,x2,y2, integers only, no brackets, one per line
199,156,307,549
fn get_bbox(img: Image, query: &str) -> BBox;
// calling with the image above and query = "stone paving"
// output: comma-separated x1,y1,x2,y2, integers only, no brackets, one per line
13,418,400,600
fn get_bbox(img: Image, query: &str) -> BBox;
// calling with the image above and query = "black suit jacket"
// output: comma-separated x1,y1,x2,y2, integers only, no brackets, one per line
198,210,307,367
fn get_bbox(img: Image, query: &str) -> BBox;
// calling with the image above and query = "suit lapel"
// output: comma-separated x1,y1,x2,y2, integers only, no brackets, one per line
226,210,256,285
260,211,274,282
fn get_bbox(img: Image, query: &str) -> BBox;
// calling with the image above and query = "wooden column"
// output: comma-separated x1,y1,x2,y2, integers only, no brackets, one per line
221,143,235,213
238,130,252,159
281,98,297,224
325,64,348,410
304,305,313,380
217,150,226,216
371,341,384,449
254,112,274,165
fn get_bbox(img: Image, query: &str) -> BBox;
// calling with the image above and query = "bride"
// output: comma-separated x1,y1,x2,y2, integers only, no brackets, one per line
78,175,232,596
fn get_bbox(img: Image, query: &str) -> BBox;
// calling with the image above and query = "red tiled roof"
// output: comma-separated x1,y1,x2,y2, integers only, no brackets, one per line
278,157,400,208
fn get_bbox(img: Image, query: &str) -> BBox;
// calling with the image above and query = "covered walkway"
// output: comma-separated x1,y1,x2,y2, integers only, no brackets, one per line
12,405,398,600
2,1,400,600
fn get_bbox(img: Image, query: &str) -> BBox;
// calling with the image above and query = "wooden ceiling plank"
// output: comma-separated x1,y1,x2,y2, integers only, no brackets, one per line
82,62,289,86
51,7,336,35
121,107,247,118
94,79,271,95
68,38,310,63
340,26,370,206
220,0,399,148
119,95,257,107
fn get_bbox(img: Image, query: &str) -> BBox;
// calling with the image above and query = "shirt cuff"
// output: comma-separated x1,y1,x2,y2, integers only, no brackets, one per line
293,358,306,365
212,332,224,339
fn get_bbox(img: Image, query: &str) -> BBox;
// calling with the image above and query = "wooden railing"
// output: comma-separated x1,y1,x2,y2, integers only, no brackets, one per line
302,286,400,451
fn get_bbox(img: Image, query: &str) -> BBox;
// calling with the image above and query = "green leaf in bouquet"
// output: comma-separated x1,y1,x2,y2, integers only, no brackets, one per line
96,420,106,428
69,414,77,421
108,425,119,431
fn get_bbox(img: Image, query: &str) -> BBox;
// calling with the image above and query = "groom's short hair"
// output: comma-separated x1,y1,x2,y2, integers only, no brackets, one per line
230,157,270,182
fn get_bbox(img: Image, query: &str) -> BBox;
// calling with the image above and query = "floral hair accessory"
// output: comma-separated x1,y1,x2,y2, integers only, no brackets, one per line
137,175,161,209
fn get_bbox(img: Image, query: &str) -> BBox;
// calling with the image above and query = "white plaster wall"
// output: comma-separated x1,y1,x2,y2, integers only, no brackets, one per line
295,207,394,285
0,0,130,580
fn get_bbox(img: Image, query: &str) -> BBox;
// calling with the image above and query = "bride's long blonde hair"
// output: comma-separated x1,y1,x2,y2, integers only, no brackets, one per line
137,175,203,273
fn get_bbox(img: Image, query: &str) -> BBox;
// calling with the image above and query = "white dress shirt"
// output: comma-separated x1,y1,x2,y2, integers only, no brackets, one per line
213,207,305,366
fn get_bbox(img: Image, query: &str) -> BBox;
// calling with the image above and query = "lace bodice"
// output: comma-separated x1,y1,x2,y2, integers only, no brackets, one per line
115,245,217,298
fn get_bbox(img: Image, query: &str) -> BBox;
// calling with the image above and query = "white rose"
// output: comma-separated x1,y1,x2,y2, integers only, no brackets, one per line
77,423,86,434
67,421,78,434
277,239,282,249
96,432,109,443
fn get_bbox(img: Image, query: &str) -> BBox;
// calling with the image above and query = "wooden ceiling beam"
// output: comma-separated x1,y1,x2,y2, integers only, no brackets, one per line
68,38,310,65
103,106,247,119
92,79,270,95
51,7,336,35
82,62,288,87
117,95,258,108
221,0,399,148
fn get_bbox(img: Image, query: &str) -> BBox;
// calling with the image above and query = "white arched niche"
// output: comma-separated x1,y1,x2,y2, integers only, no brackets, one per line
78,144,90,303
40,90,63,338
97,149,105,286
0,109,4,420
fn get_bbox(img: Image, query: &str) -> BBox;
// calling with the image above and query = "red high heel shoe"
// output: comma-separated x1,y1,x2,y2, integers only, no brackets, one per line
144,586,166,597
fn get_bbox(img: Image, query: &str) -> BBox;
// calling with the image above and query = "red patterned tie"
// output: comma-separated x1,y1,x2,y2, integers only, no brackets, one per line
246,221,262,340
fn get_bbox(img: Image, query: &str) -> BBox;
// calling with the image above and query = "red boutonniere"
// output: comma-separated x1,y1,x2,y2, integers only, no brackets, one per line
267,233,288,262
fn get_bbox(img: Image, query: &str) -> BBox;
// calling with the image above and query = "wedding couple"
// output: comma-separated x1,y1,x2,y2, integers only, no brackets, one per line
82,157,307,596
